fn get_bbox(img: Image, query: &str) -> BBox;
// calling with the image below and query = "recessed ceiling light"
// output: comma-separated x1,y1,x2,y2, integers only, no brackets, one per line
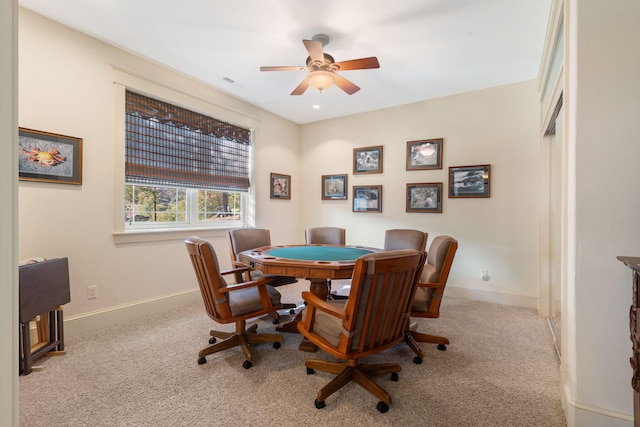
312,105,320,109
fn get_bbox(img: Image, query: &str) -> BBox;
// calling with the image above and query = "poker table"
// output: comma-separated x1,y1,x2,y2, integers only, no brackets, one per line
239,244,380,298
238,244,381,342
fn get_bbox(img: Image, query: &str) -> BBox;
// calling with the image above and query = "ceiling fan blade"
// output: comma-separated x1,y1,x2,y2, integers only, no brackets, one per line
303,39,325,63
333,57,380,71
260,66,306,72
291,80,309,96
334,74,360,95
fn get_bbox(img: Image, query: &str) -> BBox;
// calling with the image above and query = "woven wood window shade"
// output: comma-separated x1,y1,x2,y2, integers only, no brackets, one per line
125,91,251,192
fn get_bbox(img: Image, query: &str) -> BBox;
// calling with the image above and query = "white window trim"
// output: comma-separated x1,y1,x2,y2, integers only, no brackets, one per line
112,66,257,244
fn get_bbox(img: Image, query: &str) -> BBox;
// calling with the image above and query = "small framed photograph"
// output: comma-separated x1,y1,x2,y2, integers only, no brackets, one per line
321,174,348,200
406,182,443,213
406,138,443,170
353,185,382,212
353,145,383,175
449,164,491,198
18,128,83,185
270,173,291,200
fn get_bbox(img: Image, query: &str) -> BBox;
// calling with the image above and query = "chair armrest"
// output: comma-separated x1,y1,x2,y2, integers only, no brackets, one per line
301,291,348,320
220,266,250,277
418,281,439,289
220,276,272,292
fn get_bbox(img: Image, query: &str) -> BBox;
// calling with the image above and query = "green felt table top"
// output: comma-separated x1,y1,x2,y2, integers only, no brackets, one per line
266,246,373,261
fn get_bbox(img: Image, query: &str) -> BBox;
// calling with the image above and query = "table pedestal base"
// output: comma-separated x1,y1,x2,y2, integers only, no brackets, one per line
276,277,332,352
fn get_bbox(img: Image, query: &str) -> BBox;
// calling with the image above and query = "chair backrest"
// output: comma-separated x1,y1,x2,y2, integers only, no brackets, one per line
185,236,232,322
340,250,425,356
305,227,346,245
228,228,272,262
415,235,458,316
383,229,428,251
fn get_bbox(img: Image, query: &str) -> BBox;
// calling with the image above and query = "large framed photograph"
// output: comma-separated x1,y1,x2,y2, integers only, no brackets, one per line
270,173,291,200
449,164,491,198
18,128,83,185
353,185,382,212
406,182,443,213
321,174,348,200
353,145,383,175
406,138,443,170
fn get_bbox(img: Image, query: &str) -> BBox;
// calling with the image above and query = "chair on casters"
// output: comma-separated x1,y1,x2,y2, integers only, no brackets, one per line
185,236,285,369
330,229,428,298
404,235,458,364
228,228,298,321
298,249,426,413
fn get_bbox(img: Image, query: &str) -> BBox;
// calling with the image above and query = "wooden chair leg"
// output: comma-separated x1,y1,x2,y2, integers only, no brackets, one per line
410,330,450,346
352,366,393,404
198,334,241,358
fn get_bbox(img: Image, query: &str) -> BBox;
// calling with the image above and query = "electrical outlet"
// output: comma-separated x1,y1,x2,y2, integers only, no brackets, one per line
87,285,98,299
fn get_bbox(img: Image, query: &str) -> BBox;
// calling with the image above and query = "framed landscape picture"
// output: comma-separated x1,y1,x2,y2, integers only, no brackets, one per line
353,185,382,212
406,138,443,170
321,174,348,200
270,172,291,199
406,182,443,213
353,145,383,175
449,164,491,198
18,128,83,185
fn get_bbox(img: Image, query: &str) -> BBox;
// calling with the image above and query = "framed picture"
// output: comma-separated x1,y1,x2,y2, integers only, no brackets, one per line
353,185,382,212
321,174,348,200
353,145,383,175
406,138,443,170
18,128,83,185
449,164,491,198
270,173,291,200
406,182,443,213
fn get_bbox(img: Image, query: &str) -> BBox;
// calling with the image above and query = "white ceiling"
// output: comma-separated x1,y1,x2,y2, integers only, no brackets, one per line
19,0,552,124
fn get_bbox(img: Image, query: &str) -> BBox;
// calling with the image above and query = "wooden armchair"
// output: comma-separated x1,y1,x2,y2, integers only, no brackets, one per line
404,235,458,364
329,229,427,298
298,249,426,413
185,236,284,369
228,228,298,321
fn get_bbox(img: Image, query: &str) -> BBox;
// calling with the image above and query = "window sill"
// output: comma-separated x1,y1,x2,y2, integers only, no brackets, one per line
113,226,232,245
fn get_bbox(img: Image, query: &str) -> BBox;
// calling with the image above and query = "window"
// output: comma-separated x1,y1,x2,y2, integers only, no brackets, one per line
124,91,251,229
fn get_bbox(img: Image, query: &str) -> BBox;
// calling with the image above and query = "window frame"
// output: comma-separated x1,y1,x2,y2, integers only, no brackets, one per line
112,68,256,243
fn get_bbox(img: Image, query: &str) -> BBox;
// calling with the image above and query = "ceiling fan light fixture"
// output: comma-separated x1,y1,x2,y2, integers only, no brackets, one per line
306,70,335,92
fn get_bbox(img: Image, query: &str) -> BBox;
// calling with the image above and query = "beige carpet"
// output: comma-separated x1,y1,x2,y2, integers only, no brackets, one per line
19,280,566,426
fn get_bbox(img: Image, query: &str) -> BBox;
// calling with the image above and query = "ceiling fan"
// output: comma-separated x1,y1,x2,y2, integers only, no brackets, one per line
260,34,380,96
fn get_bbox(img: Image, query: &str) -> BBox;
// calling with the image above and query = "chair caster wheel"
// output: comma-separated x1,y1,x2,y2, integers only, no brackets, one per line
413,356,423,364
289,309,296,314
209,337,216,344
390,372,399,381
197,357,206,365
273,342,281,349
437,344,447,351
272,318,280,325
306,367,315,375
376,401,389,413
242,360,253,369
314,399,325,409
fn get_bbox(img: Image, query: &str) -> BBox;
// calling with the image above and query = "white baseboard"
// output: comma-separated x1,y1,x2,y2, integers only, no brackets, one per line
62,286,535,338
562,383,633,426
64,289,201,337
445,285,538,309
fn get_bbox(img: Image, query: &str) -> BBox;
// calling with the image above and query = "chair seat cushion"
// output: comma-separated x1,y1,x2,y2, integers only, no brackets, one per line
411,287,435,313
302,301,346,347
228,285,281,317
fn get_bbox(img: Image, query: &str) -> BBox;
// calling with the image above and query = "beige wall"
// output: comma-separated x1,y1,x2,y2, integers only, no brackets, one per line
300,81,542,304
18,9,301,320
19,9,542,322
